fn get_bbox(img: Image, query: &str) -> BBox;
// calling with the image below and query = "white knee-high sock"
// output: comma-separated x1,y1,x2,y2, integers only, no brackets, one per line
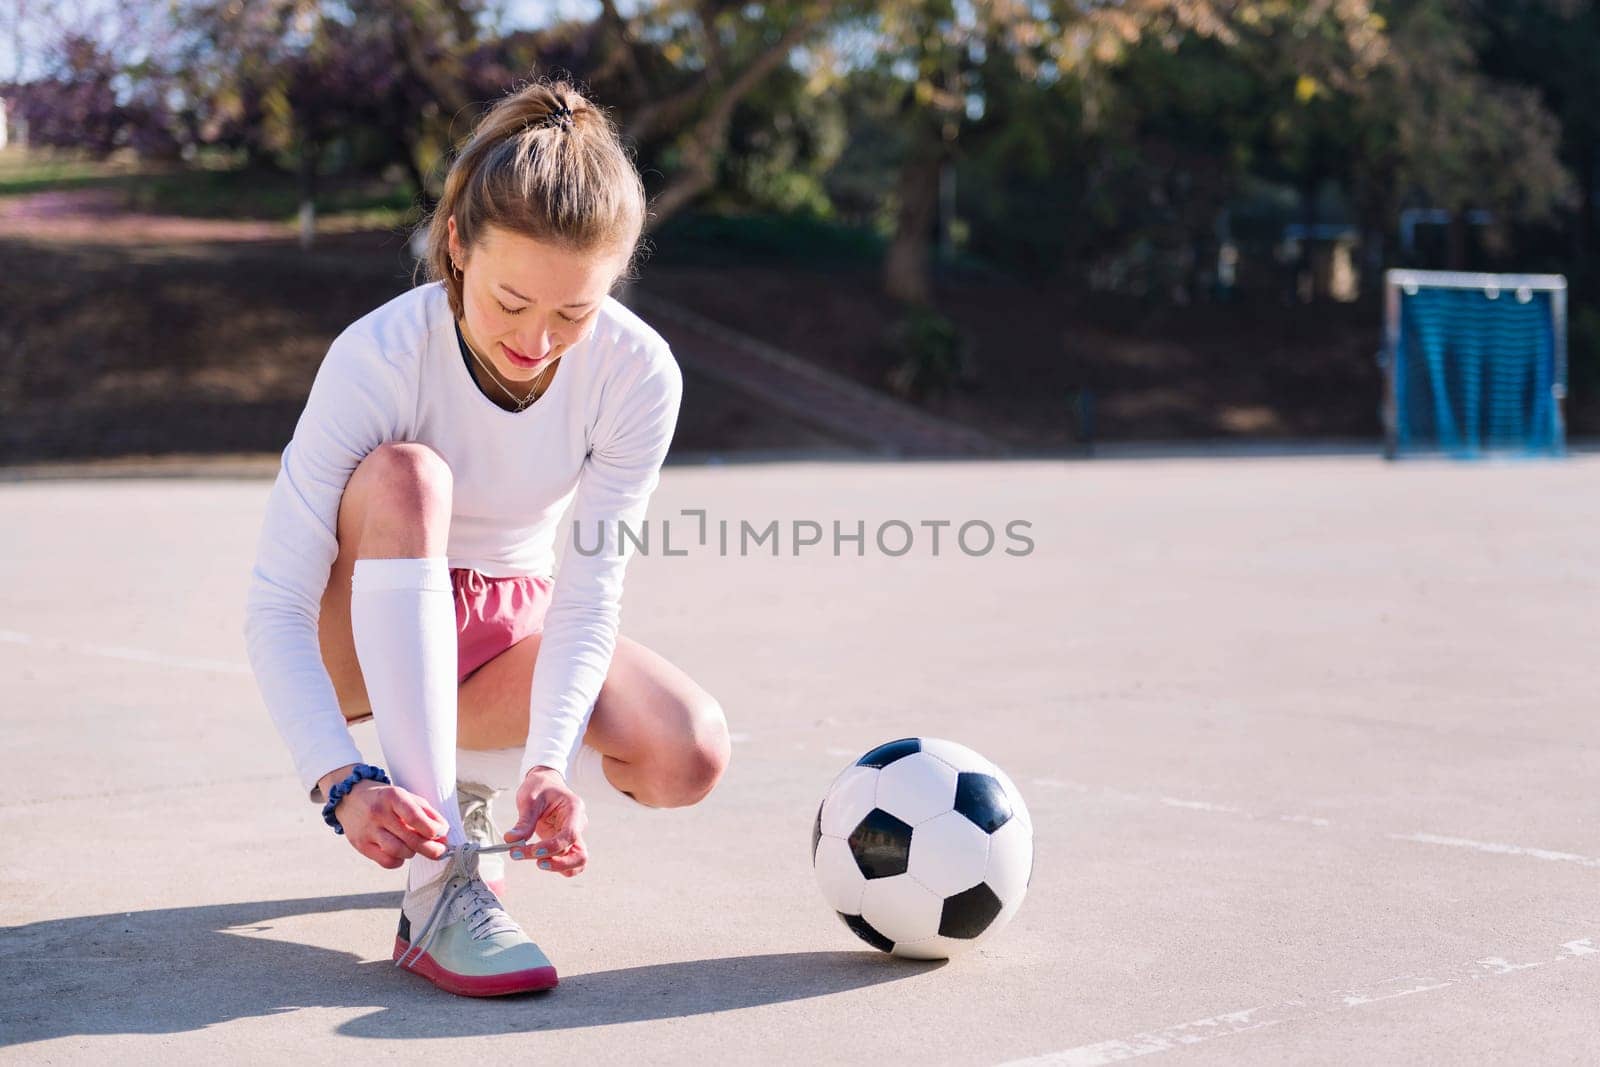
455,746,522,792
456,740,645,810
350,557,465,891
565,742,653,810
551,699,647,811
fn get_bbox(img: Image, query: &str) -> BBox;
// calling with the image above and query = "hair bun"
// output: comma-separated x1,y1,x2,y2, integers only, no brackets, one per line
417,76,646,322
545,102,574,131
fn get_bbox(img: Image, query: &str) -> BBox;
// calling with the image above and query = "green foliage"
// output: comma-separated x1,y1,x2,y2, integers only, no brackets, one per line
953,57,1089,275
1570,304,1600,395
651,211,885,267
1378,0,1573,224
0,152,129,197
120,168,417,222
822,70,910,235
0,149,417,225
716,66,849,217
882,306,970,401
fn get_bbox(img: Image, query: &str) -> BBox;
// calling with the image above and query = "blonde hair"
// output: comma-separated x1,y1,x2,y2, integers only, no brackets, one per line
417,78,647,319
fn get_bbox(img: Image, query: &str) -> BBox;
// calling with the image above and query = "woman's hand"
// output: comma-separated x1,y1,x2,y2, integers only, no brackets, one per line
506,766,589,877
319,764,450,870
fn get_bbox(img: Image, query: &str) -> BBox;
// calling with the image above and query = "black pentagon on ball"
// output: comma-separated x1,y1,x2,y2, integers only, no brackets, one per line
838,911,894,953
847,809,913,879
939,882,1003,939
811,800,824,862
953,772,1013,833
856,737,921,768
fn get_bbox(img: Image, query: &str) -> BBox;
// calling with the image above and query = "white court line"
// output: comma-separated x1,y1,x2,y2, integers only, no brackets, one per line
1158,796,1243,815
999,937,1600,1066
1032,777,1091,793
1279,814,1334,827
1032,777,1333,830
0,629,252,675
1032,778,1600,864
1389,832,1600,869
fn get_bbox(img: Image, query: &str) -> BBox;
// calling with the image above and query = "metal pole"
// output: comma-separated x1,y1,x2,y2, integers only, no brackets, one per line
1552,285,1568,455
1381,273,1400,460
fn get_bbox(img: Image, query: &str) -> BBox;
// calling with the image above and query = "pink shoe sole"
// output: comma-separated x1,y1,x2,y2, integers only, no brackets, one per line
392,936,559,997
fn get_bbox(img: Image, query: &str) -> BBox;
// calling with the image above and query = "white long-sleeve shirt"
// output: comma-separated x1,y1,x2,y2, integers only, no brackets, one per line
243,280,682,799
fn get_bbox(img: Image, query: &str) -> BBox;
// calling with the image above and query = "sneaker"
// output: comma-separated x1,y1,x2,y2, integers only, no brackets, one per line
457,780,507,897
393,846,558,997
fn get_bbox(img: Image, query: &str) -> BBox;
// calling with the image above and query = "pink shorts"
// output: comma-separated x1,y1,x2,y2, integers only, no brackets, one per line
453,568,554,683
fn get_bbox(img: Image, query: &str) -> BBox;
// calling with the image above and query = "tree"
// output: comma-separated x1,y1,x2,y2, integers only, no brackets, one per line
4,1,182,157
588,0,850,227
850,0,1267,305
7,33,121,154
1472,0,1600,262
1365,0,1572,269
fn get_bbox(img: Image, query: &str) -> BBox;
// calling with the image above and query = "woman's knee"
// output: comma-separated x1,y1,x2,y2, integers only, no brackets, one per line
666,698,731,807
358,442,453,517
347,443,453,553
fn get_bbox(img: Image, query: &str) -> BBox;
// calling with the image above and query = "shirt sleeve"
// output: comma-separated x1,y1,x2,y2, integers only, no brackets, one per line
519,345,684,781
243,328,410,800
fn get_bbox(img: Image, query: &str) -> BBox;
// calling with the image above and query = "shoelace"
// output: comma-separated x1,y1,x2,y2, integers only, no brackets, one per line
394,841,524,971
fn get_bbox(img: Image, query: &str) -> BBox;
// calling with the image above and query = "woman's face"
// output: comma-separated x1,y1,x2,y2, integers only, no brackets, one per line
448,218,628,384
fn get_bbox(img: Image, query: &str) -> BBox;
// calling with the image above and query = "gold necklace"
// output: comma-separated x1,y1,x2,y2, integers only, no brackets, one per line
458,323,556,412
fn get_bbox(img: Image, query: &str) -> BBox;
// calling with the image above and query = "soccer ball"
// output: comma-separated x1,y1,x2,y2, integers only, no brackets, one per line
812,737,1033,960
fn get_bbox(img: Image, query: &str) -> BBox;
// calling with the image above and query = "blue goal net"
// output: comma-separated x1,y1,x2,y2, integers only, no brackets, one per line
1383,270,1568,459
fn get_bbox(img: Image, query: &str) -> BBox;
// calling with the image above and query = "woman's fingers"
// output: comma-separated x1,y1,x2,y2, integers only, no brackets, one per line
539,844,587,876
506,773,592,877
383,818,445,859
391,791,449,839
506,791,588,876
528,824,581,859
364,828,410,869
506,795,549,844
513,834,587,874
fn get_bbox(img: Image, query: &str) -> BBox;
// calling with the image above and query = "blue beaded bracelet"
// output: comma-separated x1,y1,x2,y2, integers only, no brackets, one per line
322,764,391,834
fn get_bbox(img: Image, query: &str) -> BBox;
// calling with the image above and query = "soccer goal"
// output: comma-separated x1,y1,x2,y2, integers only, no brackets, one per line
1381,269,1568,459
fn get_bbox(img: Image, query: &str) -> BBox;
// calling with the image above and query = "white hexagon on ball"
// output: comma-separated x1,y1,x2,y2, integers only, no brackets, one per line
907,809,991,897
860,873,945,947
875,751,959,827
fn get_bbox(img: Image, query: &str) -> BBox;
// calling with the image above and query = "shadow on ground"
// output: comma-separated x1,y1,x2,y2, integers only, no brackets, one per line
0,893,938,1045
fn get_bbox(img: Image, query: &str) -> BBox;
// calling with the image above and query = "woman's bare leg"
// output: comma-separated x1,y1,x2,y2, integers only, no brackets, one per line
317,444,450,719
457,634,729,809
317,449,729,811
316,442,467,877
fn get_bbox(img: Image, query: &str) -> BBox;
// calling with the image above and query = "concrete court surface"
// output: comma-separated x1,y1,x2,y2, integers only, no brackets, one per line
1,453,1598,1065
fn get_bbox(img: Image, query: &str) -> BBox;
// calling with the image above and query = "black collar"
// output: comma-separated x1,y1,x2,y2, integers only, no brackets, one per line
453,320,482,389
